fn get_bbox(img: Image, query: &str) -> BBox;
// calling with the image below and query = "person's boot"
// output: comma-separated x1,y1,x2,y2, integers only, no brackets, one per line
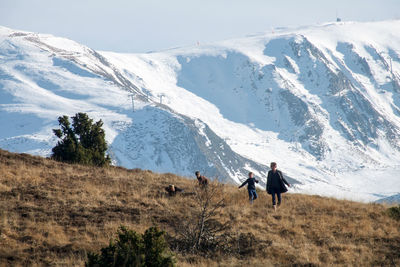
273,205,277,211
277,201,281,207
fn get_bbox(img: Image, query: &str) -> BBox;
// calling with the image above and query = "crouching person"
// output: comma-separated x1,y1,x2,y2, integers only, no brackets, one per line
165,184,183,196
238,172,259,204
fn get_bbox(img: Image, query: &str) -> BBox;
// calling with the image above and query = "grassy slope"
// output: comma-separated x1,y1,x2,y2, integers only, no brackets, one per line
0,149,399,266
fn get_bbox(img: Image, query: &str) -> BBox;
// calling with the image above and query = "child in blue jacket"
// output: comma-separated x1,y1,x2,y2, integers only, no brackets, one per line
238,172,259,204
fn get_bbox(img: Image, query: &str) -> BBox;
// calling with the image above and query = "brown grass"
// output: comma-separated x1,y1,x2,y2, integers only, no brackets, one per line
0,149,399,266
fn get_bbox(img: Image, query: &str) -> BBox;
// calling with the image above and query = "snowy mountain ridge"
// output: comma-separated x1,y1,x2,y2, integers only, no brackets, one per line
1,21,400,202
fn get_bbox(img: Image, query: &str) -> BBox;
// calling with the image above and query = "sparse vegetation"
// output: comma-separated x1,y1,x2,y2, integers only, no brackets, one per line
51,113,110,166
170,183,229,254
0,149,399,266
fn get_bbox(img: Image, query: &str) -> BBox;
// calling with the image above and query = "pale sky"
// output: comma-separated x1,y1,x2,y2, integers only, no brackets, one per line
0,0,399,53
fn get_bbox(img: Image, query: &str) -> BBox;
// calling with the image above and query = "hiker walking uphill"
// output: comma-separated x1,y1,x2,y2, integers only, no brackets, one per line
238,172,259,204
195,171,209,187
266,162,290,211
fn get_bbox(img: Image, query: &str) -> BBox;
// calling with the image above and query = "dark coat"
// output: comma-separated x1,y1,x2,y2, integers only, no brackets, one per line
266,170,289,194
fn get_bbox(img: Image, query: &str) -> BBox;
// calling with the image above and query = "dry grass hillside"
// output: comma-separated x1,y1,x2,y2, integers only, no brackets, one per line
0,149,399,266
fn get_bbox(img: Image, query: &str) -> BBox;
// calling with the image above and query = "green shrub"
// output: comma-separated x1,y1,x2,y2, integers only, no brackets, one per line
387,205,400,221
86,226,175,267
51,113,110,166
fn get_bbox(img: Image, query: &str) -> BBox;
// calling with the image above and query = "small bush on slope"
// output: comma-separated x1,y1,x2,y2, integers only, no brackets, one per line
86,226,175,267
388,205,400,221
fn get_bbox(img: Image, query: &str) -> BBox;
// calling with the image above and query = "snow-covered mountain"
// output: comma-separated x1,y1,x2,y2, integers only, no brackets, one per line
1,21,400,201
0,26,276,185
376,193,400,204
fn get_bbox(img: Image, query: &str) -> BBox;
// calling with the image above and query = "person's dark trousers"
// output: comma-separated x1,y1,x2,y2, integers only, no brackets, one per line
248,189,258,204
270,187,281,206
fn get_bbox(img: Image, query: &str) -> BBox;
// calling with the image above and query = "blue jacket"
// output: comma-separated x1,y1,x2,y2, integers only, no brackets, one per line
239,177,259,191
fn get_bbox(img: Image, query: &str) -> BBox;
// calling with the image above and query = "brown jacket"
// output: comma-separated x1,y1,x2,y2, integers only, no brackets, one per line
197,175,209,186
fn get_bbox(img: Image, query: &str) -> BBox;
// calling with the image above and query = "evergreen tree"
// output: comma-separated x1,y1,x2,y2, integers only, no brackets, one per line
143,227,174,267
86,226,175,267
51,113,111,166
387,205,400,221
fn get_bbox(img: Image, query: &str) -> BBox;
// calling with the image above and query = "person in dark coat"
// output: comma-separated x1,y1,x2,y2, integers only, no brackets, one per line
238,172,259,204
266,162,290,211
165,184,183,196
195,171,209,187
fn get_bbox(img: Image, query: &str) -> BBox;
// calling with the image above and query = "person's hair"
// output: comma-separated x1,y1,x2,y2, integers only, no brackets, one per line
195,171,200,176
270,162,277,168
248,172,253,176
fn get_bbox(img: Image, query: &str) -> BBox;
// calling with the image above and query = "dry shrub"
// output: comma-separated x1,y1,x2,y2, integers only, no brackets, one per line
168,182,230,254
